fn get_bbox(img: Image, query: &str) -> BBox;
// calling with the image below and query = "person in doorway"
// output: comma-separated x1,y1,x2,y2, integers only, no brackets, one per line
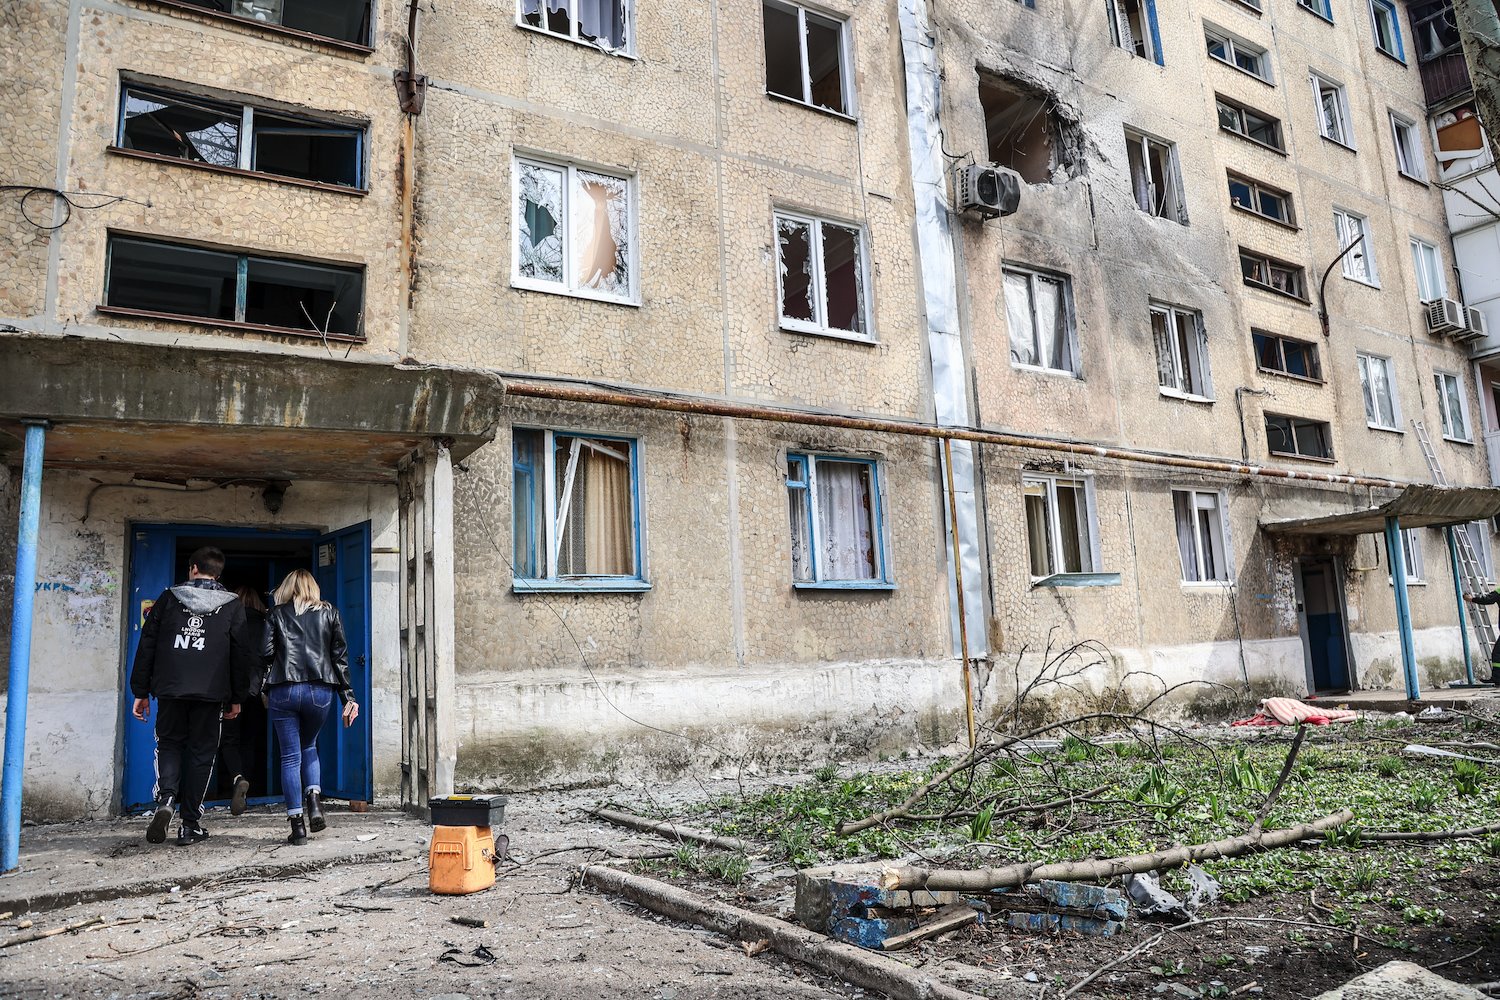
1461,588,1500,686
130,547,252,846
220,585,270,814
261,569,359,845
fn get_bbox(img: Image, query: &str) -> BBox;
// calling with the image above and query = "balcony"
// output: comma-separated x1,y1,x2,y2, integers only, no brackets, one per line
1420,51,1472,109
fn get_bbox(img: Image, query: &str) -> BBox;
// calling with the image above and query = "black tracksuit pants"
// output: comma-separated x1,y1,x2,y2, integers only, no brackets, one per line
156,698,222,826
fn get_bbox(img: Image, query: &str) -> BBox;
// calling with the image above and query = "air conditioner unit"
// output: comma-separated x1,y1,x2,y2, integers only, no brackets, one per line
956,164,1022,219
1426,297,1466,335
1467,306,1490,339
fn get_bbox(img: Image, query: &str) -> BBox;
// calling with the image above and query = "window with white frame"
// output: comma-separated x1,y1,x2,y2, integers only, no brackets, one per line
786,454,888,585
1023,475,1100,580
1108,0,1162,65
1334,209,1377,283
1206,27,1271,82
1173,489,1232,582
518,0,629,51
775,211,869,338
1313,74,1354,147
1390,112,1426,180
1125,129,1187,223
1369,0,1405,59
1004,265,1077,374
1357,352,1400,430
1388,528,1424,582
1465,521,1493,583
1152,305,1213,399
1410,238,1446,302
1436,370,1472,441
512,428,644,586
514,156,635,302
762,0,851,116
1240,248,1308,299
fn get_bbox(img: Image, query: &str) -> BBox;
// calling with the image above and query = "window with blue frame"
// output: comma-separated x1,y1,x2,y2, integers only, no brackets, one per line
1297,0,1333,21
1107,0,1163,66
786,454,890,587
1369,0,1405,60
512,429,645,588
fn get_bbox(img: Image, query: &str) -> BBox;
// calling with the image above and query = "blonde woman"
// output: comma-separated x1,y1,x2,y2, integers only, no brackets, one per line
260,569,359,845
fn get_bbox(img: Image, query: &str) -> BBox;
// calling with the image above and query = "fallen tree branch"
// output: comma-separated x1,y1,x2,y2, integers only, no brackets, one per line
1363,821,1500,842
905,783,1114,824
2,916,103,948
590,808,759,854
1249,725,1306,835
881,809,1354,892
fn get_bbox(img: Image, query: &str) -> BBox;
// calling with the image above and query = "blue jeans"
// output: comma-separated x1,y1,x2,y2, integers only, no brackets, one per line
267,682,334,816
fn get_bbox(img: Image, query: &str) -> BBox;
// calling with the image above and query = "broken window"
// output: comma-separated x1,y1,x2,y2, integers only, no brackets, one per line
1173,489,1231,583
775,211,869,338
1390,112,1426,180
1253,329,1322,380
1312,74,1354,147
1023,474,1099,580
1239,248,1307,300
1107,0,1161,65
1412,1,1460,60
1369,0,1404,59
979,78,1058,184
104,235,363,337
176,0,373,45
519,0,630,52
1356,353,1400,430
1298,0,1333,20
1334,209,1377,283
1228,173,1294,226
512,428,642,586
1264,413,1334,460
1216,95,1284,151
1436,370,1471,442
1410,238,1446,302
1004,264,1076,375
1151,305,1212,400
1125,129,1187,223
786,454,888,585
763,0,850,115
515,156,634,301
1205,26,1270,81
118,84,364,188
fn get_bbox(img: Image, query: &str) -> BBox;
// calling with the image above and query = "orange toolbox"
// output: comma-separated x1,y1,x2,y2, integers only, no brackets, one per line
427,795,508,896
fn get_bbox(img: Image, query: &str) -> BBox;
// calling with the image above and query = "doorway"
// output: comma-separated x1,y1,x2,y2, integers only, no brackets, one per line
1297,557,1354,693
121,522,373,813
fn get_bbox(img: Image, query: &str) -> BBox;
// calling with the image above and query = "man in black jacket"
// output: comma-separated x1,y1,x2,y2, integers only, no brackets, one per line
130,547,253,845
1463,587,1500,685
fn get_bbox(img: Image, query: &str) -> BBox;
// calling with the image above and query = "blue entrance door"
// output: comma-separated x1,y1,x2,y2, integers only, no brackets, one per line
122,526,176,812
313,522,373,803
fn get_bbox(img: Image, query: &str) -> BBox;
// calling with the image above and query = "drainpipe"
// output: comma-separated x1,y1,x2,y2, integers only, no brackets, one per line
1,421,48,872
1384,515,1421,701
1446,526,1479,686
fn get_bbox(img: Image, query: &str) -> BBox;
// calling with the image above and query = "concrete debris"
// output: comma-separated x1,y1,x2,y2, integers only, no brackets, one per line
1310,960,1490,999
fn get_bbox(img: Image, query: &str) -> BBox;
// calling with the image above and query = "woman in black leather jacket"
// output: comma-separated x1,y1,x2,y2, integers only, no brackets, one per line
260,569,360,845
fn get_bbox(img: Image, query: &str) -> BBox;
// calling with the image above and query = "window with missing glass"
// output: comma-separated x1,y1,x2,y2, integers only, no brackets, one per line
1240,249,1307,299
786,454,889,587
1107,0,1162,66
1369,0,1405,59
1412,1,1460,60
1151,305,1213,400
1228,173,1294,225
1173,488,1232,582
117,84,364,188
1216,95,1284,151
1390,112,1427,180
1313,74,1355,147
775,211,870,339
1410,238,1446,302
1206,26,1271,81
1253,329,1322,381
1023,474,1100,580
518,0,630,51
514,156,635,302
1004,265,1077,375
1125,129,1187,223
1357,353,1400,430
1265,413,1334,460
762,0,852,116
103,234,363,337
171,0,373,45
1436,370,1472,442
1334,209,1378,284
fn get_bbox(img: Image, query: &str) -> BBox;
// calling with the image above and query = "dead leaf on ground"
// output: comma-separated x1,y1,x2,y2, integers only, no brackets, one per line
741,938,770,957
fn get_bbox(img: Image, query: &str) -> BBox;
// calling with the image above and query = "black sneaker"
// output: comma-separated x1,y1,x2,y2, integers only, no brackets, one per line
230,775,250,816
177,822,209,846
146,799,174,845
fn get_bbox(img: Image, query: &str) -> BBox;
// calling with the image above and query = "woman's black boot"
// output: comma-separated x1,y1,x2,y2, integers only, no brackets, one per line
304,788,326,833
287,815,308,846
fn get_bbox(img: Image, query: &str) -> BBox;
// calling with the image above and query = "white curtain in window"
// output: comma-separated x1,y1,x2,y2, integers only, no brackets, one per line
1035,276,1067,370
1024,482,1053,577
817,461,877,580
1005,270,1035,366
1173,491,1200,581
574,0,625,45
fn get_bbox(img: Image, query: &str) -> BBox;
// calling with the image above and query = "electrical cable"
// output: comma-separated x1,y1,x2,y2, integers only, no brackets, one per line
0,184,151,231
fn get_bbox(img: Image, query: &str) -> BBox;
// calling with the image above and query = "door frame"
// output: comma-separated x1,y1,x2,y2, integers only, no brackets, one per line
1294,555,1356,694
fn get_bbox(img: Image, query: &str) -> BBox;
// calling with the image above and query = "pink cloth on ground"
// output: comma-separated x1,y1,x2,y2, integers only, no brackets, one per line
1231,696,1358,727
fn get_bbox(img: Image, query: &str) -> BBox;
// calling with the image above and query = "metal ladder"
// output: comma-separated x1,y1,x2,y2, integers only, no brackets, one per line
1413,419,1497,660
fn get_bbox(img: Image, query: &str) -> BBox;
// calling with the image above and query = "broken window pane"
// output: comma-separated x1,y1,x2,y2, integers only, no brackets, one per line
1175,489,1229,582
512,429,544,580
815,459,878,581
518,161,565,285
1054,480,1088,573
776,214,868,336
244,255,363,334
1023,480,1055,578
251,112,362,187
804,10,846,114
182,0,372,43
105,237,239,321
120,88,240,168
554,436,636,577
1026,476,1096,578
572,170,630,295
787,458,813,582
763,2,804,101
821,223,864,334
980,78,1057,184
1034,274,1067,371
1126,130,1185,222
763,1,849,113
1004,270,1037,367
777,217,815,324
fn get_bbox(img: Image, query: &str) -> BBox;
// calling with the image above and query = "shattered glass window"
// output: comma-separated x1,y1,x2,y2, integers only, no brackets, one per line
775,213,869,336
1004,266,1075,374
762,0,850,114
516,158,634,300
517,160,566,285
572,171,630,295
821,223,865,334
520,0,629,51
178,0,372,44
777,217,816,324
120,88,241,168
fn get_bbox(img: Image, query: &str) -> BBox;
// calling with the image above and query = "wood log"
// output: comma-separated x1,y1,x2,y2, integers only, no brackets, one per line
1364,820,1500,842
880,905,979,952
881,809,1353,892
591,808,758,855
1,916,102,948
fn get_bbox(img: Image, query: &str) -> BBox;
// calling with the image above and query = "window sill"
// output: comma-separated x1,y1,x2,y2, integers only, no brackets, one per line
1299,4,1334,23
96,305,366,343
779,322,876,345
765,92,858,124
1159,388,1215,404
1031,572,1122,589
1257,367,1325,385
1342,274,1381,289
1375,48,1407,67
1209,56,1275,86
1181,580,1235,590
1242,279,1310,304
1320,135,1358,154
107,147,368,197
1219,127,1289,156
793,581,896,592
515,21,636,58
1443,436,1475,446
1398,170,1429,186
1231,203,1299,231
1367,423,1404,434
512,579,652,594
1012,362,1082,380
511,278,641,308
1387,579,1427,587
1268,450,1336,464
129,0,375,55
1134,208,1190,226
1225,0,1264,14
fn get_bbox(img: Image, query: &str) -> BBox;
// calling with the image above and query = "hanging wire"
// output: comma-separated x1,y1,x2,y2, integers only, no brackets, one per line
0,185,151,231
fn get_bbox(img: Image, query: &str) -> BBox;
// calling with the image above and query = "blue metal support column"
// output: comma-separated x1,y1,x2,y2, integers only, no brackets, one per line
2,421,47,872
1445,526,1478,686
1385,515,1421,701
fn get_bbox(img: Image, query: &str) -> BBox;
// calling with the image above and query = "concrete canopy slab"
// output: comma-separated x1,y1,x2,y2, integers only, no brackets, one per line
0,336,503,482
1261,484,1500,536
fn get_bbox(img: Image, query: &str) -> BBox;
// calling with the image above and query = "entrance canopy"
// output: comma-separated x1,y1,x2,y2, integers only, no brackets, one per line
0,336,503,482
1261,484,1500,536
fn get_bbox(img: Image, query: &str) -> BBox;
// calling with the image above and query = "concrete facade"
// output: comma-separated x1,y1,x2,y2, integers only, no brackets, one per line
1,0,1496,818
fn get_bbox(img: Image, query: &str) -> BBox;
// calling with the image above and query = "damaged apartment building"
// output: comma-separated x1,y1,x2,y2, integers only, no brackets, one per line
1,0,1497,824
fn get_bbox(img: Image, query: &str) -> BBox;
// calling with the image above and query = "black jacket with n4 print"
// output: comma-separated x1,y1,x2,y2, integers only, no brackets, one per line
130,580,253,704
